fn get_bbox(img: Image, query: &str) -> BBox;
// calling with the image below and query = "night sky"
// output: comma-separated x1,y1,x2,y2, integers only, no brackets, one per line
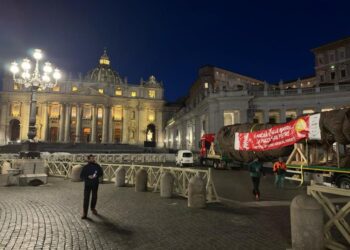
1,0,350,101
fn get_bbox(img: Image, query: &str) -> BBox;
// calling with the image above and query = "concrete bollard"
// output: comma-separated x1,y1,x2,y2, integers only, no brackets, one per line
1,161,12,174
160,172,174,198
115,167,126,187
188,174,206,208
70,165,83,182
291,194,324,250
135,169,148,192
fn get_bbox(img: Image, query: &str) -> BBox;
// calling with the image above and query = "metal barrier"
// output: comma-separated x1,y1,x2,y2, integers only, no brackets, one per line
307,183,350,249
44,160,219,203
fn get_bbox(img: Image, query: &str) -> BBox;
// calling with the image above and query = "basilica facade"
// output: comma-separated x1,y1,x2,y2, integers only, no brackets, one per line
0,50,165,146
164,37,350,151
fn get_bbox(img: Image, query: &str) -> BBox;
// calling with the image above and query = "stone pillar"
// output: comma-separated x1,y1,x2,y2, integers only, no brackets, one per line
115,167,125,187
156,110,163,147
135,169,147,192
64,104,71,142
263,109,270,123
0,102,8,144
138,106,145,143
75,104,82,143
194,115,201,150
122,107,128,143
90,105,97,143
58,104,65,142
188,174,206,208
41,103,49,142
239,108,248,123
101,105,109,143
108,106,114,143
291,195,324,250
280,107,286,123
160,172,174,198
70,165,82,182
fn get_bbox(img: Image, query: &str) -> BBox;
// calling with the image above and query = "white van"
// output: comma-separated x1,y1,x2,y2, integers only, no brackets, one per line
175,150,194,167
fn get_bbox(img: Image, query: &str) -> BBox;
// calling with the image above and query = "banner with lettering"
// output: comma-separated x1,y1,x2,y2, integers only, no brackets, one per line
234,114,321,151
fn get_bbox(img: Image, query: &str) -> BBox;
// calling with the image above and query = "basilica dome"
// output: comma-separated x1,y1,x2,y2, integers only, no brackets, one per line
85,49,122,84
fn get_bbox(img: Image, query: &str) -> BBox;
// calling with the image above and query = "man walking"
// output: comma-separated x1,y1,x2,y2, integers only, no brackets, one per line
248,158,264,201
80,154,103,219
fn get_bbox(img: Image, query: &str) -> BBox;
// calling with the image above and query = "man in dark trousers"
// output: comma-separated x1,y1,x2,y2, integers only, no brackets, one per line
248,158,265,201
80,154,103,219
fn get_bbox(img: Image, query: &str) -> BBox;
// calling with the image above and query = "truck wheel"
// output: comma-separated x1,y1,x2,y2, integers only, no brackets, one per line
337,176,350,189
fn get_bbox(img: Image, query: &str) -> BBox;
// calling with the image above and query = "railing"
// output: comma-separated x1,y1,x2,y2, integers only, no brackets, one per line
45,160,219,203
307,183,350,249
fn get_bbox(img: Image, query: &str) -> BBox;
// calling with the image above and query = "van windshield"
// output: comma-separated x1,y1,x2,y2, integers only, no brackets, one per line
183,153,192,157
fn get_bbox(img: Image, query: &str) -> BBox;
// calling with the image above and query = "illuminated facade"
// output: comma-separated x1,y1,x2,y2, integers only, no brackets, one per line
0,50,165,146
165,37,350,150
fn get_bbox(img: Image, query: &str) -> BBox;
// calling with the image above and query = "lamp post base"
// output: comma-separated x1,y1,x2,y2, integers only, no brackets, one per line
19,141,41,159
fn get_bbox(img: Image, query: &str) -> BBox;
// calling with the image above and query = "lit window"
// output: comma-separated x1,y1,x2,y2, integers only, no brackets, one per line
97,108,103,119
204,82,209,89
13,83,19,90
98,89,104,94
131,91,137,97
330,65,335,70
72,86,78,92
112,106,122,121
71,107,77,118
148,90,156,98
148,110,155,122
11,103,21,117
53,86,60,92
99,58,110,65
49,104,60,118
83,106,92,119
115,89,122,96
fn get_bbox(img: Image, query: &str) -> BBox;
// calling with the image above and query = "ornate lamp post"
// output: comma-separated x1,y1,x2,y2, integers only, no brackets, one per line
9,49,61,158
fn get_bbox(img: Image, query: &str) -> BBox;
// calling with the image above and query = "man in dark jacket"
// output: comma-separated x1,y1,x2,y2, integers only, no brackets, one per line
248,158,265,201
80,154,103,219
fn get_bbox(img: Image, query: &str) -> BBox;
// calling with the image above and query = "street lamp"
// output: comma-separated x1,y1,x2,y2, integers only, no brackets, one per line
9,49,61,158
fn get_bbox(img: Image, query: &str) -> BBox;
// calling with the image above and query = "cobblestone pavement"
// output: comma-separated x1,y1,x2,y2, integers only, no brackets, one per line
0,172,304,250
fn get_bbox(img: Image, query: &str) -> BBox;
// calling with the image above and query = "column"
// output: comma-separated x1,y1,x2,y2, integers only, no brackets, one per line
240,108,248,123
90,105,97,143
0,102,8,144
122,107,128,143
138,106,145,143
58,103,65,142
64,104,71,142
108,106,114,143
194,115,201,150
40,102,49,141
156,110,163,147
101,105,109,143
75,104,82,143
263,109,270,123
280,107,286,123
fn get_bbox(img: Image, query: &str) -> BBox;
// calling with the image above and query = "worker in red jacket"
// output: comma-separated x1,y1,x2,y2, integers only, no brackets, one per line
273,157,287,188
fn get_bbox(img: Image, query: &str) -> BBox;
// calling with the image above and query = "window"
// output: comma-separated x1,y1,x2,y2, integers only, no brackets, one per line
49,104,60,118
72,86,78,92
204,82,209,89
320,74,324,82
318,56,324,65
329,52,335,62
99,58,110,65
148,90,156,98
13,83,19,90
224,112,234,126
341,69,346,78
331,72,336,80
131,111,136,120
131,91,137,97
97,108,103,119
11,103,21,117
82,106,91,119
71,106,77,118
112,106,122,121
98,89,104,94
53,86,60,92
115,89,122,96
148,110,155,122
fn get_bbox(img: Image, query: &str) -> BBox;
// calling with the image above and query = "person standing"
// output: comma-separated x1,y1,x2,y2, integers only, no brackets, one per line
248,158,264,201
80,154,103,219
273,157,287,188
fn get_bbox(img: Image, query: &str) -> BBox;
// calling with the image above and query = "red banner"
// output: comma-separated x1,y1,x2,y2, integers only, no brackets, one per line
234,116,310,151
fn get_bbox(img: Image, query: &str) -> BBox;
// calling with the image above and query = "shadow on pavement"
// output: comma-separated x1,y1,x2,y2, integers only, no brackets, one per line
90,214,133,236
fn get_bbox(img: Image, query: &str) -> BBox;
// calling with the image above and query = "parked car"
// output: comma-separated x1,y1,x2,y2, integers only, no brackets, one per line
175,150,194,167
